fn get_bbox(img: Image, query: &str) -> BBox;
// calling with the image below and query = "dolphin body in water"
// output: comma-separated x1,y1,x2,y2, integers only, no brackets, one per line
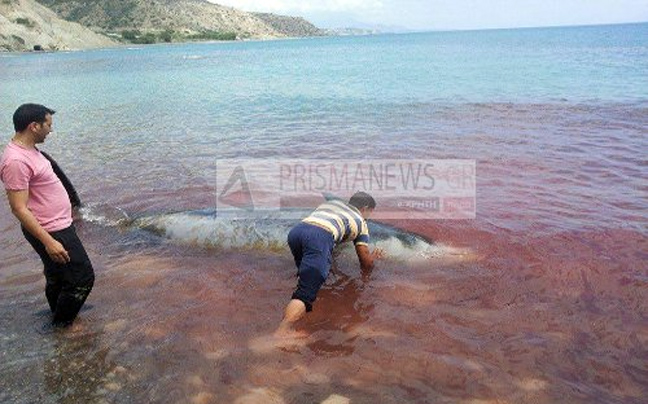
125,208,466,261
68,159,466,259
80,190,469,260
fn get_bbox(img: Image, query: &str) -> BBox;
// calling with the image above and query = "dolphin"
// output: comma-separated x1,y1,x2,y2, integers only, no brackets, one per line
126,208,466,260
79,191,470,260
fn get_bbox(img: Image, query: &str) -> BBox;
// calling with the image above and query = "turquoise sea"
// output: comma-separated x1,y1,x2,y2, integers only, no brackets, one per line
1,23,647,403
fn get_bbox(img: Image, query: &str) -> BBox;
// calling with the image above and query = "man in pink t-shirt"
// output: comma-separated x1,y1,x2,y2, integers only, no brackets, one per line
1,104,94,328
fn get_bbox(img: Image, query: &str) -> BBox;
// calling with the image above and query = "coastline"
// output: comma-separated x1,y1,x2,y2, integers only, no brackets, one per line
0,32,339,54
0,0,326,53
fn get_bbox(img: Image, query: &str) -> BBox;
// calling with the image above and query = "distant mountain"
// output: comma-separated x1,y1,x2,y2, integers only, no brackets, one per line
304,10,414,35
324,27,381,36
0,0,117,51
325,26,416,37
35,0,326,39
326,23,415,36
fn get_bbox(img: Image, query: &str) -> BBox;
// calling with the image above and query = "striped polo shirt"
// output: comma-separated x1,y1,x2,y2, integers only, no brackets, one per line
302,199,370,246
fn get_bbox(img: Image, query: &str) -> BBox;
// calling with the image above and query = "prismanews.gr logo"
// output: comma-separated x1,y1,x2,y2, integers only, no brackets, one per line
216,159,476,220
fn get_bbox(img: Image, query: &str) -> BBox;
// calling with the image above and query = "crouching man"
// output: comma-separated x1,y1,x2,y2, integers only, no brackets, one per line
276,191,384,337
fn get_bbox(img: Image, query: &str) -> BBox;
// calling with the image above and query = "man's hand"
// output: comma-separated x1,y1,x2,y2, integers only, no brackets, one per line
371,247,386,260
7,189,70,264
45,239,70,264
356,245,387,281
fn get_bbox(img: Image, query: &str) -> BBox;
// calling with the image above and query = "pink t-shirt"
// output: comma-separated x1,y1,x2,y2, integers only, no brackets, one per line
0,142,73,232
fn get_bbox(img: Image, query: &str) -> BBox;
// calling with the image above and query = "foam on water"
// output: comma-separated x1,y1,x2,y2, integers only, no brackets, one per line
134,212,291,251
373,236,467,260
79,204,130,227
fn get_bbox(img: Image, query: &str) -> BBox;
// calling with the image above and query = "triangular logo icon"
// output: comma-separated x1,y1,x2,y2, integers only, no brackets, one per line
218,166,254,210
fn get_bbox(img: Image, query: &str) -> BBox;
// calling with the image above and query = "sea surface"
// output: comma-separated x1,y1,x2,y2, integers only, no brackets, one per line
1,23,647,403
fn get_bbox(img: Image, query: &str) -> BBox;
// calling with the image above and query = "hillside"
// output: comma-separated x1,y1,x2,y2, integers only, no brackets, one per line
251,12,324,37
35,0,326,39
0,0,117,51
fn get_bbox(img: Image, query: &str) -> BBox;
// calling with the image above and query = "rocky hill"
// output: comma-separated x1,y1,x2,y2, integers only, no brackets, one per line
251,12,324,37
35,0,326,39
0,0,117,51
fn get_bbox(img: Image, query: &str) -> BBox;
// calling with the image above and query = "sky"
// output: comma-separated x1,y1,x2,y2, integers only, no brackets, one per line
208,0,648,31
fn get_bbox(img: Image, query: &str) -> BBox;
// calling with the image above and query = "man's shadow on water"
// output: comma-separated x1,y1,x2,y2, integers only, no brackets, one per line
303,255,376,356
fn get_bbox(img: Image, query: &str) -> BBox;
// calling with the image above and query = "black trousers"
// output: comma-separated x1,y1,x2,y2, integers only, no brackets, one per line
22,224,95,326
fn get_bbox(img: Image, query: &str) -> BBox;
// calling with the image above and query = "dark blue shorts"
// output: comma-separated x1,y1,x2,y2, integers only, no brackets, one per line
287,222,335,312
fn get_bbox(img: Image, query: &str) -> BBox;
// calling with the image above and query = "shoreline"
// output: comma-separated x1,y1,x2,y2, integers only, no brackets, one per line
0,33,338,54
3,20,646,55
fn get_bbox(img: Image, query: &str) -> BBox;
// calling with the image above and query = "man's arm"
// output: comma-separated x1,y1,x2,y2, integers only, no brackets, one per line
355,244,385,280
6,189,70,264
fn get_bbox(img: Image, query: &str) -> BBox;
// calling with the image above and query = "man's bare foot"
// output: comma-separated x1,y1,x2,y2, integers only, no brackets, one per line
58,321,95,338
66,322,85,333
273,327,309,339
249,330,310,353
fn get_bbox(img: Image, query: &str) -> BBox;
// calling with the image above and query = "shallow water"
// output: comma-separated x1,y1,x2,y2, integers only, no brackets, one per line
1,215,646,403
1,24,648,403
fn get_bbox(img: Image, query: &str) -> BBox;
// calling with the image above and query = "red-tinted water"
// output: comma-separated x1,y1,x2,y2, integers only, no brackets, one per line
1,102,646,403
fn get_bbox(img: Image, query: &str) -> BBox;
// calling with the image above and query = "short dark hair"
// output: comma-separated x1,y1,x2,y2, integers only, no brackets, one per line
13,103,55,132
348,191,376,210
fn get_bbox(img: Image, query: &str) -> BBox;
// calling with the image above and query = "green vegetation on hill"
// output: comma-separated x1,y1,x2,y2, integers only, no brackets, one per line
120,29,237,45
14,17,36,28
37,0,140,30
186,31,237,41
